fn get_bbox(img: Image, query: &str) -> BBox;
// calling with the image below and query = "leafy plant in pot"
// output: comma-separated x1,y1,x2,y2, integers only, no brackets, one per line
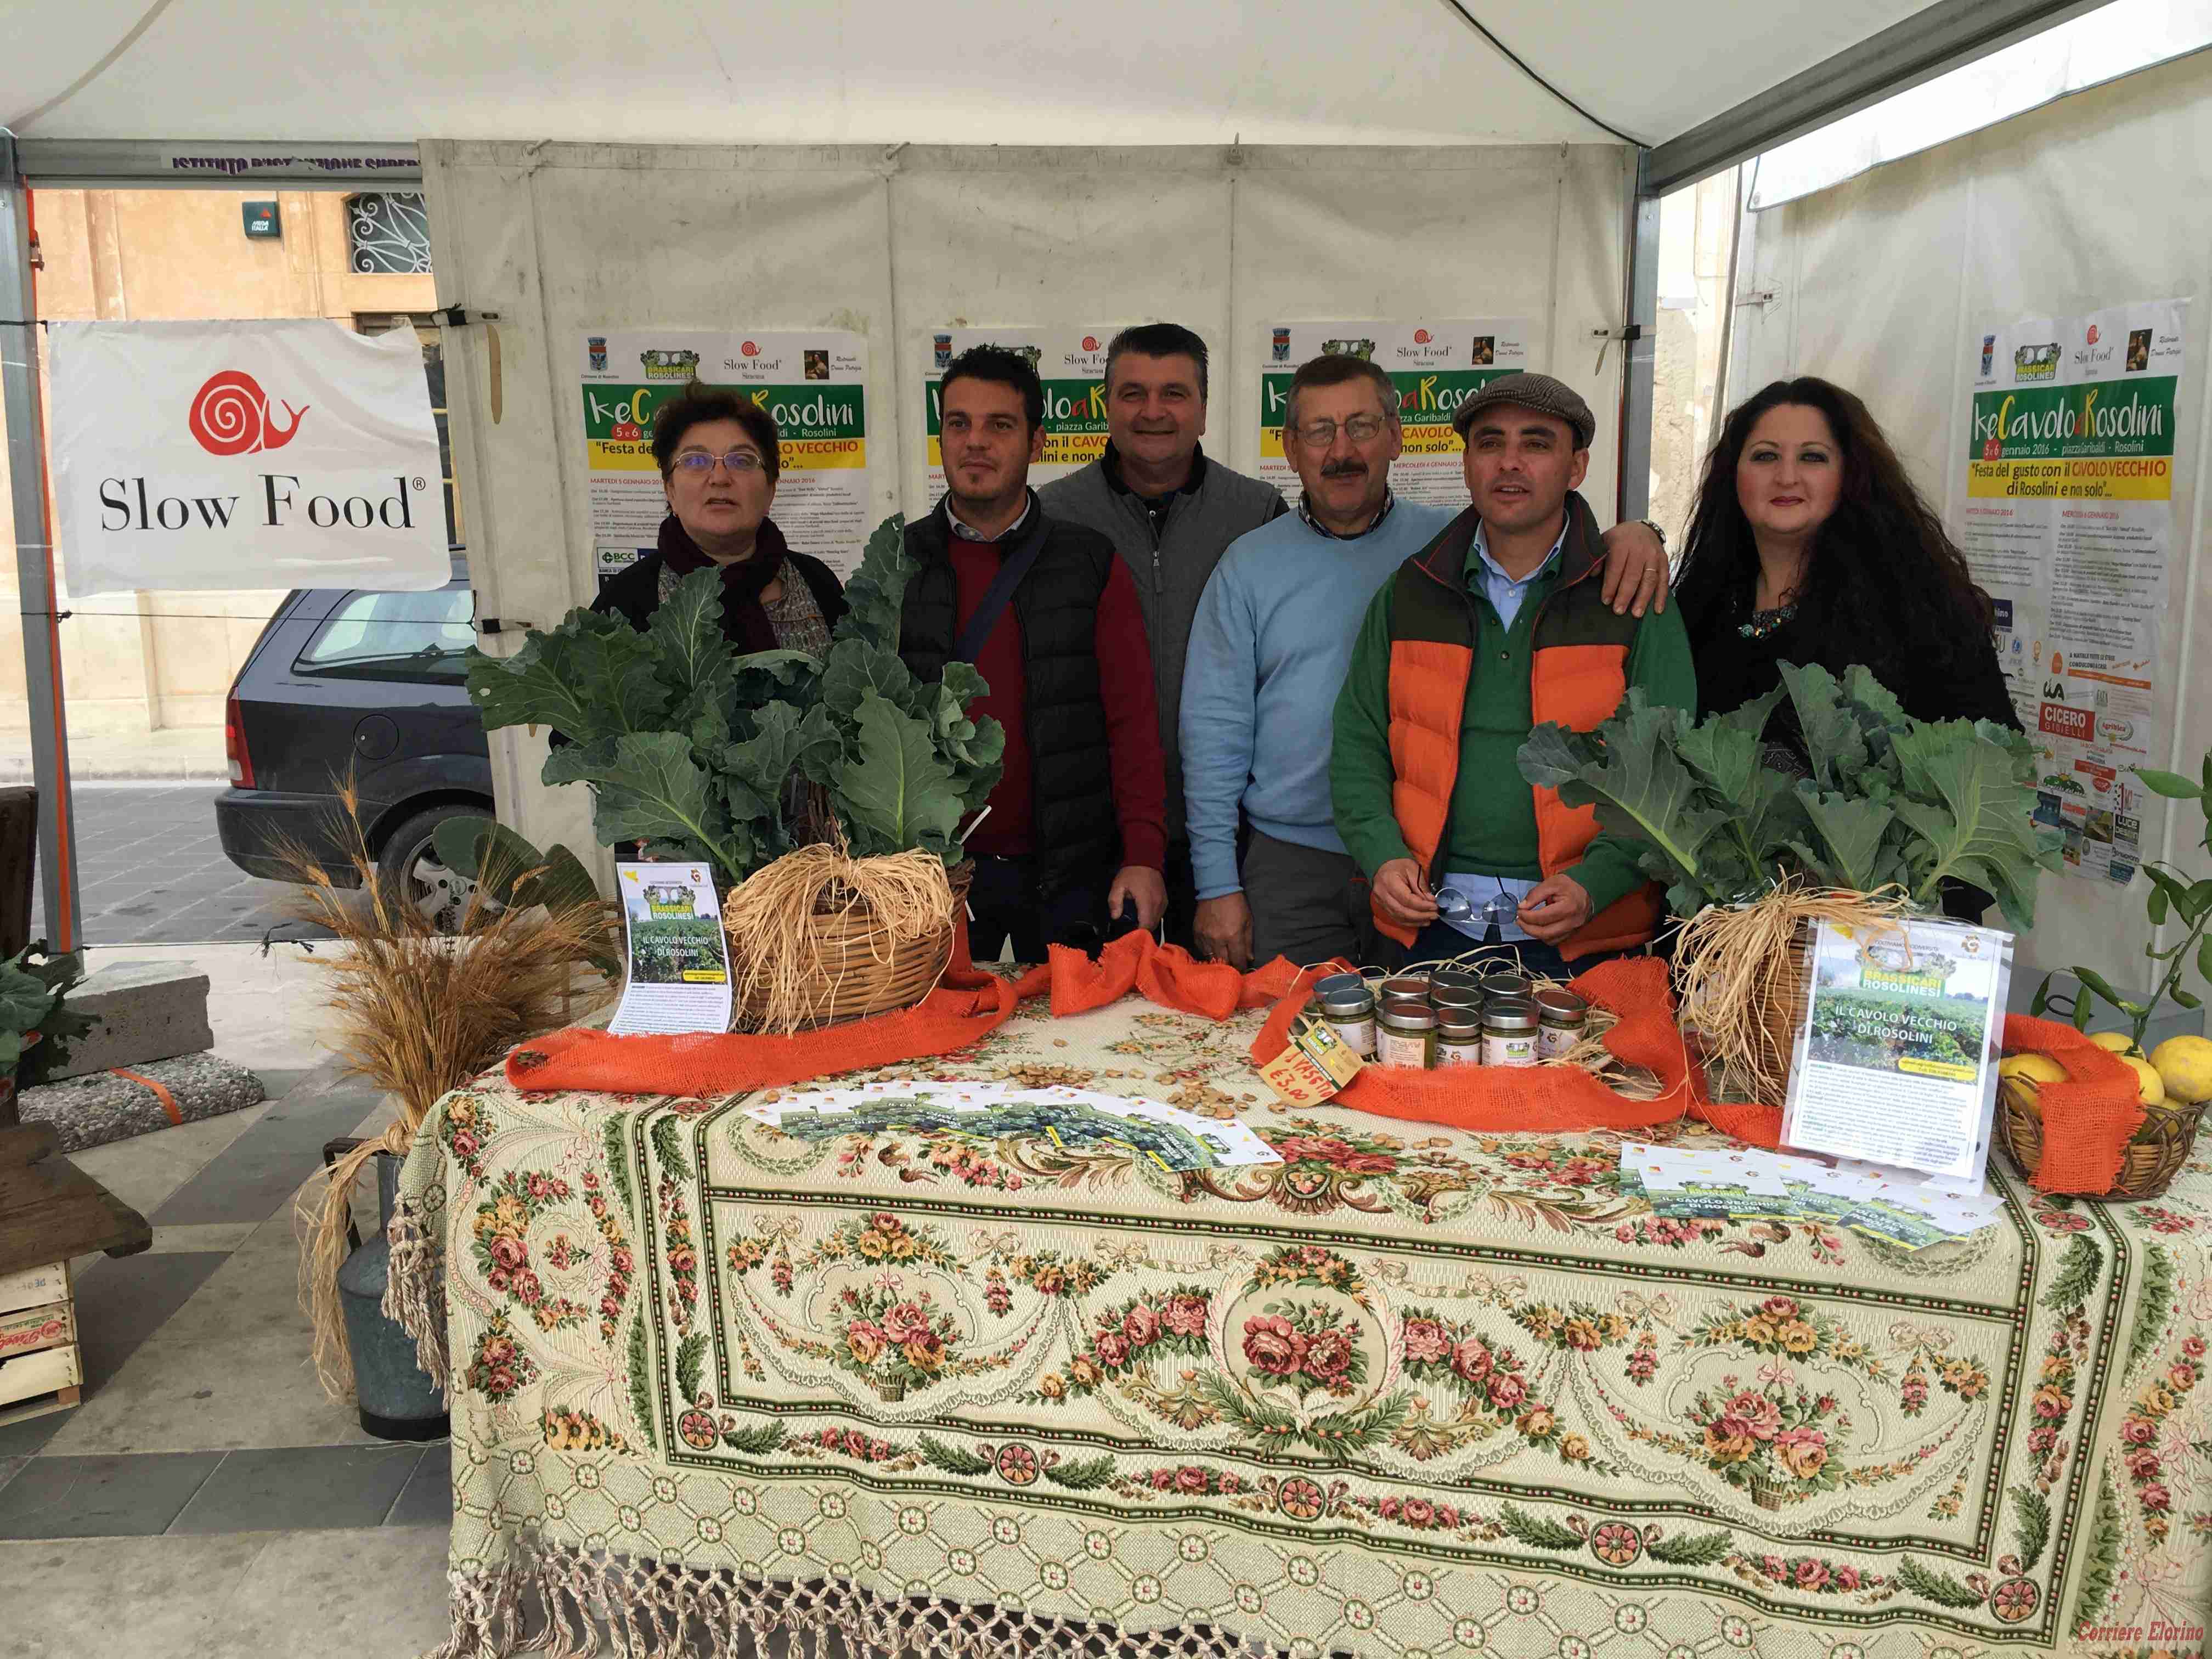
0,942,95,1121
2002,754,2212,1198
1516,663,2057,1104
463,515,1005,1031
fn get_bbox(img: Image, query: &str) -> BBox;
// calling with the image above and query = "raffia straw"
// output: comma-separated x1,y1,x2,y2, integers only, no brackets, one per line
281,783,619,1402
721,842,956,1035
1672,881,1915,1107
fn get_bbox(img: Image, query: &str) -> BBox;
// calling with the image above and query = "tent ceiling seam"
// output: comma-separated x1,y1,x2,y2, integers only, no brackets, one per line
5,0,184,132
1429,0,1642,146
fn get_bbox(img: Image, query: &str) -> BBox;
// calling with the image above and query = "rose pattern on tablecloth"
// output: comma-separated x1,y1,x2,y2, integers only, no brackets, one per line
397,1002,2212,1659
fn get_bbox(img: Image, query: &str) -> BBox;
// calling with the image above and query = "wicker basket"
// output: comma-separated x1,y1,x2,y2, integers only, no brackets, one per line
731,860,972,1032
1996,1073,2207,1200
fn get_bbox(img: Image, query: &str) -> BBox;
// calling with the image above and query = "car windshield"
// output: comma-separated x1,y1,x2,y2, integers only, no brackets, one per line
294,586,475,683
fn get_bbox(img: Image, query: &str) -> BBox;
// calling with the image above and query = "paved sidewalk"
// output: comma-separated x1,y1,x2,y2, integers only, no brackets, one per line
1,725,227,785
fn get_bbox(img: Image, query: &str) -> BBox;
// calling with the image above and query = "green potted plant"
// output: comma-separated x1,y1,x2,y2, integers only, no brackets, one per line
462,515,1004,1031
0,942,95,1119
1516,663,2058,1103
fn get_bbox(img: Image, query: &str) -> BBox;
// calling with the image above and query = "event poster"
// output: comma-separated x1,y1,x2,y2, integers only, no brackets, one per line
1781,918,2012,1191
1959,298,2191,885
1255,320,1533,508
608,862,731,1037
922,327,1117,505
578,330,871,584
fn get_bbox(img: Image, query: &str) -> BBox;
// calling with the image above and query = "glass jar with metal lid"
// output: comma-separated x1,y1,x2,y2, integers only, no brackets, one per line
1479,972,1532,1002
1375,1002,1437,1069
1379,974,1431,1006
1481,997,1541,1068
1534,989,1590,1059
1435,1010,1484,1066
1317,980,1377,1059
1427,967,1481,1002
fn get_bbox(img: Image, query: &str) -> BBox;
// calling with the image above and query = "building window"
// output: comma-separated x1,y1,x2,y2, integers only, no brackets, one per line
347,192,432,275
357,313,461,548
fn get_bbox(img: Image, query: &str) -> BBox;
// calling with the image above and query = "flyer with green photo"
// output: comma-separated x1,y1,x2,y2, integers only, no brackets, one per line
1782,918,2013,1190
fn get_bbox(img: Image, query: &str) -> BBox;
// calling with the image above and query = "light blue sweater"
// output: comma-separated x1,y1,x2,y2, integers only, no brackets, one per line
1180,501,1453,899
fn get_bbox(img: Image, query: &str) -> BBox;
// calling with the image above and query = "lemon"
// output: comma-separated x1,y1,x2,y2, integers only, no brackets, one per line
2120,1055,2166,1107
2149,1034,2212,1103
2089,1031,2140,1055
1999,1054,2069,1085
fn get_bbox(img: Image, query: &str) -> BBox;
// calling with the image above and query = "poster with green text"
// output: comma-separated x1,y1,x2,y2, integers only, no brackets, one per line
1256,320,1532,509
578,329,871,583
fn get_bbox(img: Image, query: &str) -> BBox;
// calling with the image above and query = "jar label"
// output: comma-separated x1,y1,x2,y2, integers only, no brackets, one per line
1437,1042,1483,1067
1376,1029,1431,1069
1538,1025,1582,1060
1485,1033,1537,1067
1328,1016,1375,1059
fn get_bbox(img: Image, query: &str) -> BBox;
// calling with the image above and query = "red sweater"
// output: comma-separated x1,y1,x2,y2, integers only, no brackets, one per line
949,534,1167,873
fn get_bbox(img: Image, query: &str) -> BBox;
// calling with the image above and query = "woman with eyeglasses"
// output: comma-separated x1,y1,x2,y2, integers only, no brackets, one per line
592,383,847,651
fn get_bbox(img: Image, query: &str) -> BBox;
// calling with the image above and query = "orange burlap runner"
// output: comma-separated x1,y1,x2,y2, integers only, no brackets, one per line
503,927,2148,1190
505,926,1314,1097
1995,1014,2146,1194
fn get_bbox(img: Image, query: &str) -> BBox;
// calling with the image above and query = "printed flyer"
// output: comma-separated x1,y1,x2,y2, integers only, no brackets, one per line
1781,918,2012,1191
1959,298,2191,885
578,329,871,584
608,862,732,1037
1255,320,1533,509
921,326,1119,505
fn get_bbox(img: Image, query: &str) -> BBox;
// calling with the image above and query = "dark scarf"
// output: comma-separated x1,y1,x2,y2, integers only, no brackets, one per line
657,514,790,653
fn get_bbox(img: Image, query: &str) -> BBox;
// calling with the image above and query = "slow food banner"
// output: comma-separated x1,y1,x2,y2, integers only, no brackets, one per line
47,319,450,597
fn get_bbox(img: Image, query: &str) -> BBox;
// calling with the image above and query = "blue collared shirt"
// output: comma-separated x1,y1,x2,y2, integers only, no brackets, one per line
1469,515,1568,631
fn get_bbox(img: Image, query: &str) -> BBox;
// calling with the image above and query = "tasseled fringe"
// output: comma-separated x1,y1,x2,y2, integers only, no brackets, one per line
433,1544,1282,1659
385,1193,451,1382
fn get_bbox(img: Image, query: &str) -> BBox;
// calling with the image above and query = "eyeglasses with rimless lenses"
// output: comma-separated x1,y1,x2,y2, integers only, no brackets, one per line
1290,413,1393,447
673,449,766,475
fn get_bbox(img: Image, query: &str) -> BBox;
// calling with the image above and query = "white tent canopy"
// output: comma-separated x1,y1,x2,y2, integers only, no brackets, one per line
5,0,1948,150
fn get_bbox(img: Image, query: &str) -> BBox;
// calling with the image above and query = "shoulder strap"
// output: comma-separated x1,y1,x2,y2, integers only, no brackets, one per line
953,504,1054,663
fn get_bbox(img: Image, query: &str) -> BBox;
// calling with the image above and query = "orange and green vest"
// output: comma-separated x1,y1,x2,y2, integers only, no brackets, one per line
1375,493,1663,957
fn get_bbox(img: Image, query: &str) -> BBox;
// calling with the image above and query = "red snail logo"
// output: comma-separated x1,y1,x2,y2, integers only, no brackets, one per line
188,371,308,456
2086,324,2101,346
1414,328,1432,345
1081,335,1099,352
741,340,759,357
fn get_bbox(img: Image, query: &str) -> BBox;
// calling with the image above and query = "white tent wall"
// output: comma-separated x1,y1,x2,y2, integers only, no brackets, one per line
425,140,1632,871
1728,49,2212,995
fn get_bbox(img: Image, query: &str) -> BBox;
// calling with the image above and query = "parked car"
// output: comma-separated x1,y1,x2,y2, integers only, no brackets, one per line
216,556,492,930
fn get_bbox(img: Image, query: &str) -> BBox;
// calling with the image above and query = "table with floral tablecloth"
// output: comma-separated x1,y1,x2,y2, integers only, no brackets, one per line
392,990,2212,1659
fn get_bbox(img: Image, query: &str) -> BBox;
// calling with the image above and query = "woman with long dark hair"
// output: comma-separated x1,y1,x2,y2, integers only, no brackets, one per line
1675,377,2021,916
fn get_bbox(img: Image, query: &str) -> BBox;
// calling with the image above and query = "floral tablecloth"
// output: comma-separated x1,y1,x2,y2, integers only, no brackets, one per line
393,990,2212,1659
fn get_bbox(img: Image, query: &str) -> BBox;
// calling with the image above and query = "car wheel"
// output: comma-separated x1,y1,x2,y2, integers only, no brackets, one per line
376,805,494,934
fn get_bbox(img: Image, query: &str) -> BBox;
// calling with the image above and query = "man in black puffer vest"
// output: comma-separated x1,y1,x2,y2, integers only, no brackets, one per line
901,347,1168,963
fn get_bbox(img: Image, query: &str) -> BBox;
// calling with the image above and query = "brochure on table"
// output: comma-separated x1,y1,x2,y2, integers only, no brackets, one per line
1781,917,2013,1192
608,862,733,1037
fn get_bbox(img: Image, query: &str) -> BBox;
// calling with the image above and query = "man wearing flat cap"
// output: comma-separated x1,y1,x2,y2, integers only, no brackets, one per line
1330,371,1697,973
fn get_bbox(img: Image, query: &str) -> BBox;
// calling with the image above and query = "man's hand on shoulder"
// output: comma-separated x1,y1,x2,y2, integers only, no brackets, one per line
1516,874,1594,943
1108,866,1169,934
1597,520,1669,617
1372,859,1440,929
1193,893,1254,970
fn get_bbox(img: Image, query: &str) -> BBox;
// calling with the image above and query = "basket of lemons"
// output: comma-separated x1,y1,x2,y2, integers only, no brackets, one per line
1999,1035,2211,1200
2002,756,2212,1199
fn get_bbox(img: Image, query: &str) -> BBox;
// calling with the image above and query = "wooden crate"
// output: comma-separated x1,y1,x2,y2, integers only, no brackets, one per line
0,1340,81,1426
0,1300,74,1361
0,1261,67,1317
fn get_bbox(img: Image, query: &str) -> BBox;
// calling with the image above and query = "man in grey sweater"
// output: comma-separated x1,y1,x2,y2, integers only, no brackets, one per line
1040,324,1283,947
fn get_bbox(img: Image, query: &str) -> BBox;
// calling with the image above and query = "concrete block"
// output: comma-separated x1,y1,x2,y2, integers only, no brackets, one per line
45,962,215,1081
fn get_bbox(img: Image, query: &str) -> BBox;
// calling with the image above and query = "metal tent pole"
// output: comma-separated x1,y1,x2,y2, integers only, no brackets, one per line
1616,165,1661,522
1,132,80,951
